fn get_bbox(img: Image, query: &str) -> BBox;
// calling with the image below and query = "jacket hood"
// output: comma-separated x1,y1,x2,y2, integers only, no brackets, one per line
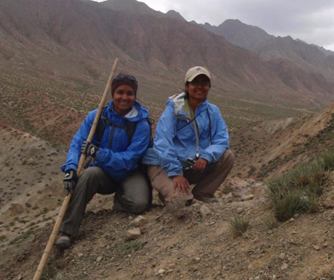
106,100,149,122
167,92,209,117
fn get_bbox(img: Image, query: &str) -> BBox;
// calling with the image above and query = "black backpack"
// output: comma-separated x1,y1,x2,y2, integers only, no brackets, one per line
95,106,153,148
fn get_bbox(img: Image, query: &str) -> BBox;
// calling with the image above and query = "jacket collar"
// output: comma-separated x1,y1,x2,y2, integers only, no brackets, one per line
169,92,208,116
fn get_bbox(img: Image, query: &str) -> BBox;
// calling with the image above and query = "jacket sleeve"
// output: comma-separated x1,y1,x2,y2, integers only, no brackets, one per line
154,105,183,177
60,110,97,172
200,106,229,163
94,120,150,172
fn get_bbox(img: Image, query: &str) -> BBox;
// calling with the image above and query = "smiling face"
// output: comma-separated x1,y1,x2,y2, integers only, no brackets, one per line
186,74,210,105
112,85,136,116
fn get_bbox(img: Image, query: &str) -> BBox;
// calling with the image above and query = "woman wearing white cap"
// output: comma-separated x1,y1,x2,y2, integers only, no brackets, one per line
142,66,234,205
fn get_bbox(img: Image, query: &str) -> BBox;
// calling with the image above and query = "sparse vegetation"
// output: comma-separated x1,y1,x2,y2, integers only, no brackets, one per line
0,235,7,242
118,240,143,255
41,256,67,280
268,153,333,221
229,215,250,237
318,149,334,171
264,215,278,229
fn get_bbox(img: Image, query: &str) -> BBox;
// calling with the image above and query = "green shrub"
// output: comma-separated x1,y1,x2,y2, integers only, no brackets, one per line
229,215,250,237
268,160,328,222
318,150,334,171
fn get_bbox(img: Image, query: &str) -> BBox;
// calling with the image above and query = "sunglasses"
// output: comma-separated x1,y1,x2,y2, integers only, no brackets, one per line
113,75,138,84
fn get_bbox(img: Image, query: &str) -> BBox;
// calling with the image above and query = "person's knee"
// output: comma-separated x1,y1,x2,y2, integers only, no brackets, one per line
223,149,235,165
128,199,150,214
81,167,103,179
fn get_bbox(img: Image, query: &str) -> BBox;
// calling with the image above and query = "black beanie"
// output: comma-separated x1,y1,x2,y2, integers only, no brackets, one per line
111,74,138,96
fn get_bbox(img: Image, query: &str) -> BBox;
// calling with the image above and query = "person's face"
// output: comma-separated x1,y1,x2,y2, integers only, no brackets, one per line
113,85,136,116
186,74,210,103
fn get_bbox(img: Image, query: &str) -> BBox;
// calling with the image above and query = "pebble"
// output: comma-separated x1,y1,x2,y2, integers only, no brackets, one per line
200,205,211,217
127,228,142,240
241,194,254,201
281,263,288,270
96,256,103,262
130,215,148,227
237,207,243,214
279,253,285,260
158,268,166,275
313,245,320,251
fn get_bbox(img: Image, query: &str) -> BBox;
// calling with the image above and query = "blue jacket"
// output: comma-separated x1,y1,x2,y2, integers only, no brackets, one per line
61,100,150,181
142,92,229,177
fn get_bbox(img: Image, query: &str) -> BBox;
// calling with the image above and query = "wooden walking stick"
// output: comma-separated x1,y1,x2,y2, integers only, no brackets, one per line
33,58,119,280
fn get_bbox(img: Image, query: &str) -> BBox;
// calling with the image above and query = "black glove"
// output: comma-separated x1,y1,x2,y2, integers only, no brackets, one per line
63,169,78,193
81,140,99,158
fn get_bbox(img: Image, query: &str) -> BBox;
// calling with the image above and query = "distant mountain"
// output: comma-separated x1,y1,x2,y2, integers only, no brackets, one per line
100,0,165,17
201,19,273,51
0,0,334,133
165,10,186,21
201,19,334,83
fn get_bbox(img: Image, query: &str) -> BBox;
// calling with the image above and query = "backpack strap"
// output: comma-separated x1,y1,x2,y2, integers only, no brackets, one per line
96,108,153,147
126,118,154,147
96,106,108,143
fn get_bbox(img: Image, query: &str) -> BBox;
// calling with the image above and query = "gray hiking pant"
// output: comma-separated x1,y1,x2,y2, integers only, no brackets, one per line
60,167,151,236
147,149,234,203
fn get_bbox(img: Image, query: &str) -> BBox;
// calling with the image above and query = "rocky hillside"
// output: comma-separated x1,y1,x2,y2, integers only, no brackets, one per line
231,99,334,180
1,0,334,132
1,93,334,280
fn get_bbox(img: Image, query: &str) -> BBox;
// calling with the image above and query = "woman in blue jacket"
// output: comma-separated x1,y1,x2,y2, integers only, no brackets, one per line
143,66,234,205
56,74,151,249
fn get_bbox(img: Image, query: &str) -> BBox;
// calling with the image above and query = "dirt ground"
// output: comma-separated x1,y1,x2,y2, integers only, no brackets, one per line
1,174,334,280
1,102,334,280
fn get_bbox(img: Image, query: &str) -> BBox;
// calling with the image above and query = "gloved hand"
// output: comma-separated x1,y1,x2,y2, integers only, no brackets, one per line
81,140,99,158
63,169,78,193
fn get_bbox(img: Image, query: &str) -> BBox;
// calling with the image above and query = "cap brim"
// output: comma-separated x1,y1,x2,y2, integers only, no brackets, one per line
187,73,211,82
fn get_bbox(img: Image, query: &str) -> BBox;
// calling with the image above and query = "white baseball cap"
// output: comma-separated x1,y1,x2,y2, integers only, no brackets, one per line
185,66,211,83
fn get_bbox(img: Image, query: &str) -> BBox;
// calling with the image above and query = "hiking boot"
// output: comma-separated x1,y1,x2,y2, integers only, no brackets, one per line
55,233,71,249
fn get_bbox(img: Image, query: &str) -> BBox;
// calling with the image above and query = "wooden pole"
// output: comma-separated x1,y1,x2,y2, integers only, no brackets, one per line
33,58,119,280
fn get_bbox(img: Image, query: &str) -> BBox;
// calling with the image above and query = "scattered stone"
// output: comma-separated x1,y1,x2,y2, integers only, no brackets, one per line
127,228,141,240
281,263,288,270
158,268,166,275
130,215,148,227
200,205,211,217
279,253,285,260
237,207,243,214
313,245,320,251
241,194,254,201
195,257,201,262
96,256,103,262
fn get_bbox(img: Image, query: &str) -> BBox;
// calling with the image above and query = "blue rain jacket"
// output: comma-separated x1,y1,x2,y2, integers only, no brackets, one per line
61,100,150,181
142,92,229,177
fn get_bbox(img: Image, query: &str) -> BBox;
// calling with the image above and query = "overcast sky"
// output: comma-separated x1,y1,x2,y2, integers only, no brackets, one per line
94,0,334,51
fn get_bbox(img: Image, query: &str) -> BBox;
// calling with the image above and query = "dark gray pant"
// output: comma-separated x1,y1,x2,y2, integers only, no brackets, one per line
60,167,151,236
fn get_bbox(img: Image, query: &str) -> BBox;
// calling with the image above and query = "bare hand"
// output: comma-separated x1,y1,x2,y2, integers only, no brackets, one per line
172,175,190,195
193,158,208,173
